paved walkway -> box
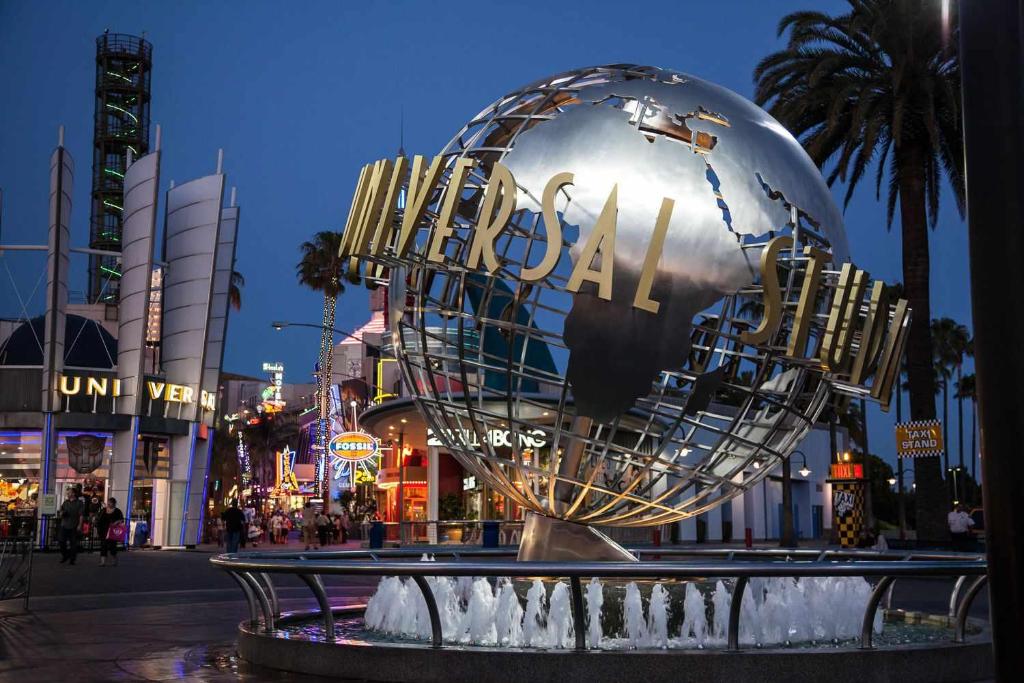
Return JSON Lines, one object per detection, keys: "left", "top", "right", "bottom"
{"left": 0, "top": 543, "right": 991, "bottom": 682}
{"left": 0, "top": 546, "right": 376, "bottom": 682}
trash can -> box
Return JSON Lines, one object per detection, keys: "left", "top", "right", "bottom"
{"left": 369, "top": 521, "right": 385, "bottom": 549}
{"left": 482, "top": 521, "right": 500, "bottom": 548}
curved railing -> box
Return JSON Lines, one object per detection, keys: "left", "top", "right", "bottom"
{"left": 211, "top": 547, "right": 987, "bottom": 652}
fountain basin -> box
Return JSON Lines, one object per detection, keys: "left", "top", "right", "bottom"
{"left": 238, "top": 606, "right": 992, "bottom": 683}
{"left": 212, "top": 547, "right": 991, "bottom": 683}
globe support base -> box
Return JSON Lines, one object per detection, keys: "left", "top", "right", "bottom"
{"left": 516, "top": 512, "right": 637, "bottom": 562}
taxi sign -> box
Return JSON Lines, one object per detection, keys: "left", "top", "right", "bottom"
{"left": 895, "top": 420, "right": 944, "bottom": 458}
{"left": 328, "top": 431, "right": 380, "bottom": 463}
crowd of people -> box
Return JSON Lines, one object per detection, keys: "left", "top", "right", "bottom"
{"left": 213, "top": 499, "right": 376, "bottom": 552}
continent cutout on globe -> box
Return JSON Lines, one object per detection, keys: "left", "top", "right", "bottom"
{"left": 501, "top": 83, "right": 750, "bottom": 421}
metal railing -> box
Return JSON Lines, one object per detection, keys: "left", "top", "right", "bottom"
{"left": 211, "top": 547, "right": 988, "bottom": 652}
{"left": 0, "top": 537, "right": 34, "bottom": 614}
{"left": 362, "top": 520, "right": 525, "bottom": 545}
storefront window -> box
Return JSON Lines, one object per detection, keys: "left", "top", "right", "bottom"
{"left": 132, "top": 436, "right": 170, "bottom": 532}
{"left": 0, "top": 430, "right": 40, "bottom": 537}
{"left": 55, "top": 431, "right": 112, "bottom": 507}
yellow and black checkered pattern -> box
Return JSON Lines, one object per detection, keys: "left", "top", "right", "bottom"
{"left": 833, "top": 482, "right": 865, "bottom": 548}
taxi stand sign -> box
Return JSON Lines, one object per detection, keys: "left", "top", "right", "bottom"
{"left": 895, "top": 419, "right": 944, "bottom": 458}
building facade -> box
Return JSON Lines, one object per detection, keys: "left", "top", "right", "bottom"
{"left": 0, "top": 116, "right": 239, "bottom": 548}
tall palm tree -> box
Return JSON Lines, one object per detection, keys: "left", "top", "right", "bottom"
{"left": 754, "top": 1, "right": 965, "bottom": 540}
{"left": 955, "top": 372, "right": 977, "bottom": 494}
{"left": 956, "top": 337, "right": 973, "bottom": 470}
{"left": 296, "top": 231, "right": 346, "bottom": 490}
{"left": 931, "top": 317, "right": 970, "bottom": 479}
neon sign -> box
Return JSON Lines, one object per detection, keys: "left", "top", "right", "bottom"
{"left": 329, "top": 432, "right": 381, "bottom": 462}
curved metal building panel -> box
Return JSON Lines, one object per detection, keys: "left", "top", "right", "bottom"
{"left": 161, "top": 173, "right": 224, "bottom": 423}
{"left": 117, "top": 151, "right": 161, "bottom": 414}
{"left": 42, "top": 144, "right": 73, "bottom": 412}
{"left": 201, "top": 204, "right": 240, "bottom": 428}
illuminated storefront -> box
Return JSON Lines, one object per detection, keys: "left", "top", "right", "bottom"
{"left": 358, "top": 398, "right": 548, "bottom": 536}
{"left": 1, "top": 132, "right": 240, "bottom": 548}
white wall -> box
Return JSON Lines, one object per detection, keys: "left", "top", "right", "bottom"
{"left": 676, "top": 423, "right": 847, "bottom": 542}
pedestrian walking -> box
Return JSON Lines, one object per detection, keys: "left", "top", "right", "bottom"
{"left": 271, "top": 514, "right": 282, "bottom": 544}
{"left": 302, "top": 502, "right": 318, "bottom": 550}
{"left": 57, "top": 488, "right": 85, "bottom": 565}
{"left": 947, "top": 504, "right": 975, "bottom": 551}
{"left": 221, "top": 500, "right": 246, "bottom": 553}
{"left": 341, "top": 509, "right": 351, "bottom": 543}
{"left": 248, "top": 520, "right": 262, "bottom": 547}
{"left": 316, "top": 510, "right": 331, "bottom": 548}
{"left": 95, "top": 497, "right": 125, "bottom": 566}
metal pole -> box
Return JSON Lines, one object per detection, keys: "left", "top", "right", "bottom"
{"left": 960, "top": 2, "right": 1024, "bottom": 677}
{"left": 397, "top": 429, "right": 405, "bottom": 545}
{"left": 861, "top": 397, "right": 874, "bottom": 530}
{"left": 896, "top": 380, "right": 906, "bottom": 540}
{"left": 780, "top": 456, "right": 794, "bottom": 547}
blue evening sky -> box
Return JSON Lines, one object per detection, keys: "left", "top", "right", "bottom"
{"left": 0, "top": 0, "right": 975, "bottom": 474}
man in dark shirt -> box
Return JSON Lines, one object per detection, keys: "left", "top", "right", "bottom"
{"left": 57, "top": 488, "right": 85, "bottom": 564}
{"left": 221, "top": 499, "right": 246, "bottom": 553}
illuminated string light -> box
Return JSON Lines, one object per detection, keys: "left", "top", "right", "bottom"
{"left": 105, "top": 102, "right": 139, "bottom": 123}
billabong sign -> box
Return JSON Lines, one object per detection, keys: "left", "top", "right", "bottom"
{"left": 427, "top": 427, "right": 547, "bottom": 449}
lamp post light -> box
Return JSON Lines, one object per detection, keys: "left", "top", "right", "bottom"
{"left": 793, "top": 451, "right": 811, "bottom": 478}
{"left": 780, "top": 449, "right": 809, "bottom": 548}
{"left": 947, "top": 465, "right": 965, "bottom": 506}
{"left": 887, "top": 469, "right": 914, "bottom": 541}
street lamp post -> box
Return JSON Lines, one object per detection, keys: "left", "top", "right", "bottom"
{"left": 780, "top": 450, "right": 811, "bottom": 548}
{"left": 887, "top": 469, "right": 913, "bottom": 541}
{"left": 947, "top": 466, "right": 964, "bottom": 506}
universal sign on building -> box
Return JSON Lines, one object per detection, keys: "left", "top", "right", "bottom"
{"left": 338, "top": 155, "right": 910, "bottom": 409}
{"left": 56, "top": 373, "right": 216, "bottom": 412}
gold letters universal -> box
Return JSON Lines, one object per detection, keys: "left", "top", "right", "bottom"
{"left": 338, "top": 155, "right": 910, "bottom": 407}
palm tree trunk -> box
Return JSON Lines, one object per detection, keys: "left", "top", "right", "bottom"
{"left": 316, "top": 293, "right": 337, "bottom": 498}
{"left": 957, "top": 366, "right": 964, "bottom": 470}
{"left": 942, "top": 378, "right": 949, "bottom": 470}
{"left": 970, "top": 398, "right": 977, "bottom": 487}
{"left": 896, "top": 145, "right": 945, "bottom": 541}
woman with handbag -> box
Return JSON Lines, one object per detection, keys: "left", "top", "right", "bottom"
{"left": 96, "top": 497, "right": 125, "bottom": 566}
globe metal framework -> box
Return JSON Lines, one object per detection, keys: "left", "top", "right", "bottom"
{"left": 369, "top": 65, "right": 886, "bottom": 528}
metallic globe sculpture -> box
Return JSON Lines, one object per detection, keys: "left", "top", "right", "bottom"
{"left": 340, "top": 65, "right": 908, "bottom": 557}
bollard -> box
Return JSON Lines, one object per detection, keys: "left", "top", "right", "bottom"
{"left": 745, "top": 527, "right": 753, "bottom": 549}
{"left": 369, "top": 521, "right": 385, "bottom": 549}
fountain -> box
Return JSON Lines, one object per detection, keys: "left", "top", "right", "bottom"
{"left": 214, "top": 64, "right": 991, "bottom": 682}
{"left": 360, "top": 571, "right": 882, "bottom": 650}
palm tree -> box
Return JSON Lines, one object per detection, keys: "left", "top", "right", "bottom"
{"left": 955, "top": 373, "right": 977, "bottom": 497}
{"left": 296, "top": 231, "right": 346, "bottom": 491}
{"left": 931, "top": 318, "right": 970, "bottom": 481}
{"left": 228, "top": 270, "right": 245, "bottom": 311}
{"left": 754, "top": 1, "right": 965, "bottom": 540}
